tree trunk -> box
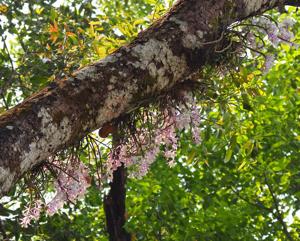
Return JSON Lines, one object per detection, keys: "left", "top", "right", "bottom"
{"left": 0, "top": 0, "right": 296, "bottom": 195}
{"left": 104, "top": 165, "right": 131, "bottom": 241}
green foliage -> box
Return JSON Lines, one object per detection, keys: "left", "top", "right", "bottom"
{"left": 124, "top": 38, "right": 300, "bottom": 240}
{"left": 0, "top": 1, "right": 299, "bottom": 241}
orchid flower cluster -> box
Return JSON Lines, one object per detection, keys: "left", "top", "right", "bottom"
{"left": 253, "top": 17, "right": 296, "bottom": 47}
{"left": 46, "top": 159, "right": 91, "bottom": 215}
{"left": 106, "top": 91, "right": 201, "bottom": 180}
{"left": 20, "top": 158, "right": 90, "bottom": 227}
{"left": 20, "top": 200, "right": 43, "bottom": 228}
{"left": 20, "top": 92, "right": 202, "bottom": 227}
{"left": 246, "top": 16, "right": 297, "bottom": 73}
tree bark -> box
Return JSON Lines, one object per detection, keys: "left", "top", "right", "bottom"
{"left": 0, "top": 0, "right": 294, "bottom": 195}
{"left": 104, "top": 165, "right": 131, "bottom": 241}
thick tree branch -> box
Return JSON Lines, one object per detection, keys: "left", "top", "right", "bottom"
{"left": 0, "top": 0, "right": 287, "bottom": 195}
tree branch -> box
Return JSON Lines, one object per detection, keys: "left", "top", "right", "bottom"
{"left": 0, "top": 0, "right": 288, "bottom": 195}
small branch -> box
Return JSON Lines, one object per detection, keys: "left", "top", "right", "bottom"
{"left": 231, "top": 23, "right": 268, "bottom": 33}
{"left": 264, "top": 173, "right": 295, "bottom": 241}
{"left": 0, "top": 27, "right": 25, "bottom": 98}
{"left": 285, "top": 1, "right": 300, "bottom": 7}
{"left": 0, "top": 92, "right": 9, "bottom": 110}
{"left": 244, "top": 45, "right": 266, "bottom": 57}
{"left": 231, "top": 187, "right": 272, "bottom": 212}
{"left": 1, "top": 35, "right": 14, "bottom": 73}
